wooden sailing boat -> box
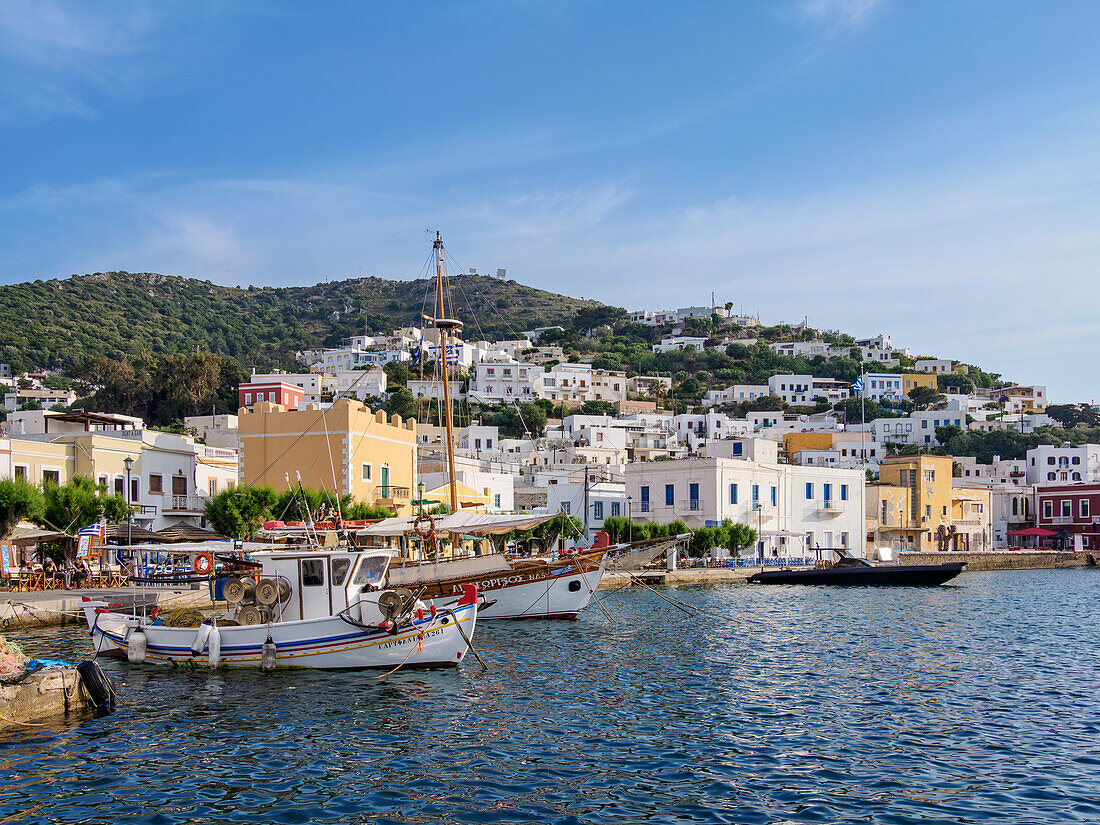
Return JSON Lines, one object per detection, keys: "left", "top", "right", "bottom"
{"left": 366, "top": 232, "right": 610, "bottom": 619}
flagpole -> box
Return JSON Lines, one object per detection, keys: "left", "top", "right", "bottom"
{"left": 860, "top": 361, "right": 866, "bottom": 558}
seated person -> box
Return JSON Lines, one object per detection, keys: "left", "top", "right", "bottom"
{"left": 71, "top": 558, "right": 91, "bottom": 589}
{"left": 42, "top": 555, "right": 60, "bottom": 585}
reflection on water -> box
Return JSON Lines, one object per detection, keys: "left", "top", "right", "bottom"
{"left": 3, "top": 570, "right": 1100, "bottom": 823}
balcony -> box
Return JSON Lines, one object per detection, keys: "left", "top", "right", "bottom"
{"left": 679, "top": 499, "right": 702, "bottom": 512}
{"left": 165, "top": 495, "right": 205, "bottom": 513}
{"left": 131, "top": 504, "right": 158, "bottom": 519}
{"left": 639, "top": 501, "right": 651, "bottom": 513}
{"left": 817, "top": 500, "right": 843, "bottom": 516}
{"left": 372, "top": 485, "right": 411, "bottom": 505}
{"left": 1049, "top": 516, "right": 1076, "bottom": 525}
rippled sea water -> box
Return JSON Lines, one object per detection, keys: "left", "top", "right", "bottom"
{"left": 3, "top": 569, "right": 1100, "bottom": 824}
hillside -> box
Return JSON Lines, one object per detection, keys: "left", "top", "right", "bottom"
{"left": 0, "top": 271, "right": 600, "bottom": 372}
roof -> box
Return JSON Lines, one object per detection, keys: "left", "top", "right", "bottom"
{"left": 1006, "top": 527, "right": 1058, "bottom": 537}
{"left": 358, "top": 511, "right": 557, "bottom": 537}
{"left": 4, "top": 525, "right": 69, "bottom": 545}
{"left": 157, "top": 522, "right": 229, "bottom": 541}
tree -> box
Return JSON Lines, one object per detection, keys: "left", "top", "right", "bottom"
{"left": 580, "top": 400, "right": 615, "bottom": 417}
{"left": 908, "top": 386, "right": 946, "bottom": 410}
{"left": 572, "top": 306, "right": 627, "bottom": 334}
{"left": 1047, "top": 404, "right": 1100, "bottom": 429}
{"left": 41, "top": 476, "right": 130, "bottom": 535}
{"left": 723, "top": 522, "right": 757, "bottom": 557}
{"left": 0, "top": 479, "right": 45, "bottom": 539}
{"left": 937, "top": 373, "right": 974, "bottom": 394}
{"left": 203, "top": 487, "right": 279, "bottom": 539}
{"left": 382, "top": 387, "right": 417, "bottom": 420}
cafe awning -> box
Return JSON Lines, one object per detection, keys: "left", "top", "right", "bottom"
{"left": 1006, "top": 527, "right": 1058, "bottom": 537}
{"left": 357, "top": 512, "right": 558, "bottom": 537}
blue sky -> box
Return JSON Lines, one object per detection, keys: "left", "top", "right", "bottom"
{"left": 1, "top": 1, "right": 1099, "bottom": 401}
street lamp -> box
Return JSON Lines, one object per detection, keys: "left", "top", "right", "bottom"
{"left": 627, "top": 496, "right": 632, "bottom": 543}
{"left": 123, "top": 456, "right": 134, "bottom": 547}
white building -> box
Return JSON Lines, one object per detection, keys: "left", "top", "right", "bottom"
{"left": 420, "top": 468, "right": 514, "bottom": 513}
{"left": 539, "top": 364, "right": 626, "bottom": 405}
{"left": 3, "top": 387, "right": 76, "bottom": 411}
{"left": 859, "top": 373, "right": 905, "bottom": 402}
{"left": 703, "top": 384, "right": 769, "bottom": 407}
{"left": 654, "top": 336, "right": 708, "bottom": 353}
{"left": 915, "top": 359, "right": 954, "bottom": 374}
{"left": 320, "top": 369, "right": 388, "bottom": 401}
{"left": 769, "top": 340, "right": 830, "bottom": 358}
{"left": 625, "top": 457, "right": 865, "bottom": 558}
{"left": 183, "top": 414, "right": 240, "bottom": 450}
{"left": 468, "top": 358, "right": 544, "bottom": 403}
{"left": 1026, "top": 444, "right": 1100, "bottom": 485}
{"left": 407, "top": 379, "right": 461, "bottom": 401}
{"left": 768, "top": 374, "right": 815, "bottom": 405}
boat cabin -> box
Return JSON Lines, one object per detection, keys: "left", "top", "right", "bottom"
{"left": 251, "top": 548, "right": 391, "bottom": 621}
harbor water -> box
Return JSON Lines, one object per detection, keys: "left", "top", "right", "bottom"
{"left": 3, "top": 569, "right": 1099, "bottom": 824}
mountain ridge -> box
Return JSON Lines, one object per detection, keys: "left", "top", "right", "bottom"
{"left": 0, "top": 270, "right": 603, "bottom": 372}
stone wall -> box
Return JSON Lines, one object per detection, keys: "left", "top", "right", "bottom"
{"left": 901, "top": 550, "right": 1093, "bottom": 571}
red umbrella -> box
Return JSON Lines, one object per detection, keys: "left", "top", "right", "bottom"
{"left": 1006, "top": 527, "right": 1058, "bottom": 536}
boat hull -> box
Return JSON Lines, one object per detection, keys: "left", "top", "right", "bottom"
{"left": 400, "top": 553, "right": 607, "bottom": 620}
{"left": 747, "top": 563, "right": 966, "bottom": 586}
{"left": 83, "top": 602, "right": 478, "bottom": 670}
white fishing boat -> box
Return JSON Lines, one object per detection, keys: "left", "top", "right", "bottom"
{"left": 82, "top": 546, "right": 480, "bottom": 670}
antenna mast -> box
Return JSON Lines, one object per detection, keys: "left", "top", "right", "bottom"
{"left": 434, "top": 232, "right": 460, "bottom": 513}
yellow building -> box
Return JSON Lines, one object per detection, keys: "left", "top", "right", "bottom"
{"left": 239, "top": 399, "right": 417, "bottom": 515}
{"left": 902, "top": 373, "right": 937, "bottom": 396}
{"left": 950, "top": 485, "right": 992, "bottom": 552}
{"left": 865, "top": 483, "right": 911, "bottom": 555}
{"left": 874, "top": 454, "right": 954, "bottom": 552}
{"left": 782, "top": 432, "right": 833, "bottom": 463}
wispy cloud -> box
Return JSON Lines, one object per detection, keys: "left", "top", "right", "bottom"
{"left": 793, "top": 0, "right": 884, "bottom": 30}
{"left": 0, "top": 0, "right": 198, "bottom": 122}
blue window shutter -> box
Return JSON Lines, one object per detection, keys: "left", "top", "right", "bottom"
{"left": 730, "top": 483, "right": 738, "bottom": 504}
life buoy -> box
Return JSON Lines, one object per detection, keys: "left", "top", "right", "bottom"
{"left": 413, "top": 512, "right": 436, "bottom": 540}
{"left": 193, "top": 552, "right": 214, "bottom": 575}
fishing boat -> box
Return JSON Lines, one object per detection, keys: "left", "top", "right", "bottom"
{"left": 349, "top": 512, "right": 609, "bottom": 619}
{"left": 747, "top": 548, "right": 966, "bottom": 586}
{"left": 82, "top": 545, "right": 480, "bottom": 669}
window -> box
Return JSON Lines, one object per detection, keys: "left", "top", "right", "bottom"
{"left": 640, "top": 486, "right": 650, "bottom": 511}
{"left": 563, "top": 502, "right": 571, "bottom": 515}
{"left": 494, "top": 494, "right": 501, "bottom": 509}
{"left": 823, "top": 483, "right": 832, "bottom": 501}
{"left": 301, "top": 559, "right": 325, "bottom": 587}
{"left": 131, "top": 478, "right": 140, "bottom": 502}
{"left": 771, "top": 486, "right": 777, "bottom": 506}
{"left": 331, "top": 557, "right": 351, "bottom": 587}
{"left": 486, "top": 439, "right": 493, "bottom": 449}
{"left": 593, "top": 501, "right": 603, "bottom": 519}
{"left": 1012, "top": 498, "right": 1019, "bottom": 516}
{"left": 1082, "top": 500, "right": 1090, "bottom": 519}
{"left": 98, "top": 474, "right": 108, "bottom": 488}
{"left": 925, "top": 505, "right": 931, "bottom": 520}
{"left": 1062, "top": 500, "right": 1072, "bottom": 517}
{"left": 172, "top": 476, "right": 187, "bottom": 495}
{"left": 149, "top": 474, "right": 163, "bottom": 494}
{"left": 689, "top": 484, "right": 699, "bottom": 508}
{"left": 665, "top": 484, "right": 674, "bottom": 506}
{"left": 1043, "top": 500, "right": 1053, "bottom": 519}
{"left": 733, "top": 442, "right": 743, "bottom": 456}
{"left": 14, "top": 466, "right": 26, "bottom": 481}
{"left": 114, "top": 477, "right": 124, "bottom": 495}
{"left": 841, "top": 532, "right": 849, "bottom": 548}
{"left": 1047, "top": 457, "right": 1056, "bottom": 465}
{"left": 1048, "top": 472, "right": 1056, "bottom": 481}
{"left": 208, "top": 479, "right": 218, "bottom": 497}
{"left": 841, "top": 484, "right": 849, "bottom": 501}
{"left": 729, "top": 483, "right": 738, "bottom": 504}
{"left": 752, "top": 484, "right": 760, "bottom": 504}
{"left": 43, "top": 470, "right": 60, "bottom": 485}
{"left": 245, "top": 393, "right": 252, "bottom": 405}
{"left": 806, "top": 483, "right": 813, "bottom": 499}
{"left": 1072, "top": 456, "right": 1081, "bottom": 465}
{"left": 611, "top": 502, "right": 620, "bottom": 517}
{"left": 1073, "top": 472, "right": 1081, "bottom": 481}
{"left": 361, "top": 463, "right": 372, "bottom": 482}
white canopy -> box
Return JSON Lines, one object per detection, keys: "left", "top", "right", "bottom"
{"left": 357, "top": 512, "right": 557, "bottom": 537}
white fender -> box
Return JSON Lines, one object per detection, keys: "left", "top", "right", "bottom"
{"left": 127, "top": 627, "right": 147, "bottom": 664}
{"left": 261, "top": 636, "right": 277, "bottom": 671}
{"left": 207, "top": 625, "right": 222, "bottom": 667}
{"left": 190, "top": 621, "right": 213, "bottom": 655}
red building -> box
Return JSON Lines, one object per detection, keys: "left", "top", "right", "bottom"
{"left": 238, "top": 381, "right": 305, "bottom": 411}
{"left": 1035, "top": 483, "right": 1100, "bottom": 550}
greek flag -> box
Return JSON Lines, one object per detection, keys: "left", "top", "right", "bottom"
{"left": 852, "top": 377, "right": 864, "bottom": 393}
{"left": 77, "top": 521, "right": 103, "bottom": 537}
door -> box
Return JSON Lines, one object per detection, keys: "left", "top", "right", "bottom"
{"left": 380, "top": 465, "right": 390, "bottom": 499}
{"left": 299, "top": 557, "right": 329, "bottom": 619}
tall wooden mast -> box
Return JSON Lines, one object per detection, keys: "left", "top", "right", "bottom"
{"left": 433, "top": 231, "right": 460, "bottom": 513}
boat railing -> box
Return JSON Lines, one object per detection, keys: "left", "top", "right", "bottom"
{"left": 723, "top": 556, "right": 814, "bottom": 568}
